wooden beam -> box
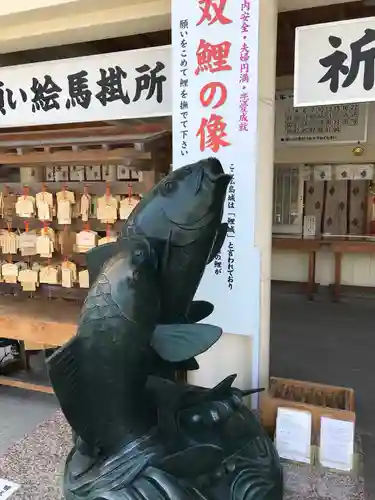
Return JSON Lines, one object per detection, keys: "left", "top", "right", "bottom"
{"left": 0, "top": 126, "right": 122, "bottom": 144}
{"left": 0, "top": 30, "right": 171, "bottom": 70}
{"left": 0, "top": 127, "right": 171, "bottom": 149}
{"left": 0, "top": 126, "right": 150, "bottom": 146}
{"left": 0, "top": 377, "right": 54, "bottom": 394}
{"left": 0, "top": 148, "right": 151, "bottom": 166}
{"left": 122, "top": 158, "right": 153, "bottom": 170}
{"left": 4, "top": 181, "right": 146, "bottom": 194}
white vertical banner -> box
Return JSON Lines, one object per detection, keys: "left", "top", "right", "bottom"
{"left": 172, "top": 0, "right": 261, "bottom": 385}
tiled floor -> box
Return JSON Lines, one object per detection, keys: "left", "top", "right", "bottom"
{"left": 0, "top": 288, "right": 373, "bottom": 498}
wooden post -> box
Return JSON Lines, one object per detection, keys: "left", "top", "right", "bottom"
{"left": 333, "top": 252, "right": 342, "bottom": 302}
{"left": 307, "top": 251, "right": 316, "bottom": 301}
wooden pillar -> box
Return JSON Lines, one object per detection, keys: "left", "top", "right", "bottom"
{"left": 333, "top": 252, "right": 342, "bottom": 302}
{"left": 307, "top": 250, "right": 316, "bottom": 301}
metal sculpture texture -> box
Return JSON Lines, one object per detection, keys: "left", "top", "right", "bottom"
{"left": 47, "top": 158, "right": 283, "bottom": 500}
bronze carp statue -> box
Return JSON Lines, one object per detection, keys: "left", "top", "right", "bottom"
{"left": 47, "top": 158, "right": 283, "bottom": 500}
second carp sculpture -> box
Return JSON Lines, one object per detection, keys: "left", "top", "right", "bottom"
{"left": 47, "top": 158, "right": 283, "bottom": 500}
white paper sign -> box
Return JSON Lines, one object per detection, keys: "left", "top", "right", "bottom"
{"left": 275, "top": 90, "right": 368, "bottom": 145}
{"left": 0, "top": 478, "right": 20, "bottom": 499}
{"left": 172, "top": 0, "right": 260, "bottom": 340}
{"left": 319, "top": 417, "right": 355, "bottom": 471}
{"left": 314, "top": 164, "right": 332, "bottom": 181}
{"left": 303, "top": 216, "right": 316, "bottom": 238}
{"left": 352, "top": 163, "right": 374, "bottom": 180}
{"left": 0, "top": 45, "right": 171, "bottom": 127}
{"left": 295, "top": 17, "right": 375, "bottom": 106}
{"left": 275, "top": 408, "right": 312, "bottom": 464}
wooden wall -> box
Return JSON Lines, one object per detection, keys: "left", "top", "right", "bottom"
{"left": 303, "top": 180, "right": 369, "bottom": 237}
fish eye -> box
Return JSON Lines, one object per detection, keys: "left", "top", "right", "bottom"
{"left": 160, "top": 180, "right": 177, "bottom": 196}
{"left": 164, "top": 181, "right": 174, "bottom": 191}
{"left": 184, "top": 166, "right": 192, "bottom": 173}
{"left": 131, "top": 248, "right": 145, "bottom": 268}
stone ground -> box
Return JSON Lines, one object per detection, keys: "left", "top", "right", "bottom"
{"left": 0, "top": 287, "right": 372, "bottom": 498}
{"left": 0, "top": 409, "right": 365, "bottom": 500}
{"left": 271, "top": 286, "right": 375, "bottom": 499}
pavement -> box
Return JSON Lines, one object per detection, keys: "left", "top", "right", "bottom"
{"left": 271, "top": 286, "right": 375, "bottom": 499}
{"left": 0, "top": 386, "right": 57, "bottom": 456}
{"left": 0, "top": 287, "right": 373, "bottom": 498}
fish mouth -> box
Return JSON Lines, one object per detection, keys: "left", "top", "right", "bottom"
{"left": 208, "top": 172, "right": 232, "bottom": 185}
{"left": 195, "top": 170, "right": 232, "bottom": 199}
{"left": 203, "top": 157, "right": 224, "bottom": 176}
{"left": 204, "top": 168, "right": 233, "bottom": 187}
{"left": 163, "top": 207, "right": 213, "bottom": 231}
{"left": 202, "top": 157, "right": 232, "bottom": 184}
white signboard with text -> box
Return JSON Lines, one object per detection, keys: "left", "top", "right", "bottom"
{"left": 275, "top": 90, "right": 368, "bottom": 145}
{"left": 319, "top": 417, "right": 355, "bottom": 472}
{"left": 0, "top": 479, "right": 20, "bottom": 499}
{"left": 172, "top": 0, "right": 261, "bottom": 355}
{"left": 275, "top": 408, "right": 312, "bottom": 464}
{"left": 294, "top": 17, "right": 375, "bottom": 106}
{"left": 0, "top": 45, "right": 171, "bottom": 127}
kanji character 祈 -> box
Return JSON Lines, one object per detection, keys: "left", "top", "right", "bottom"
{"left": 319, "top": 30, "right": 375, "bottom": 92}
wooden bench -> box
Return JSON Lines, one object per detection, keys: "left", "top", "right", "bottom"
{"left": 273, "top": 237, "right": 375, "bottom": 302}
{"left": 0, "top": 296, "right": 79, "bottom": 393}
{"left": 330, "top": 240, "right": 375, "bottom": 302}
{"left": 272, "top": 238, "right": 321, "bottom": 300}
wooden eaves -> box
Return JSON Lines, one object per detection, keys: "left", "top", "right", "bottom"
{"left": 0, "top": 119, "right": 172, "bottom": 170}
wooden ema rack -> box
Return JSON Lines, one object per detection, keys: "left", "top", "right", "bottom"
{"left": 0, "top": 121, "right": 172, "bottom": 394}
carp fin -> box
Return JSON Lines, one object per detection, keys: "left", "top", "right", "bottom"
{"left": 47, "top": 337, "right": 98, "bottom": 450}
{"left": 207, "top": 222, "right": 228, "bottom": 264}
{"left": 187, "top": 300, "right": 214, "bottom": 323}
{"left": 151, "top": 323, "right": 222, "bottom": 362}
{"left": 212, "top": 374, "right": 237, "bottom": 392}
{"left": 176, "top": 357, "right": 199, "bottom": 371}
{"left": 85, "top": 241, "right": 119, "bottom": 285}
{"left": 158, "top": 357, "right": 200, "bottom": 373}
{"left": 187, "top": 374, "right": 238, "bottom": 406}
{"left": 156, "top": 444, "right": 224, "bottom": 478}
